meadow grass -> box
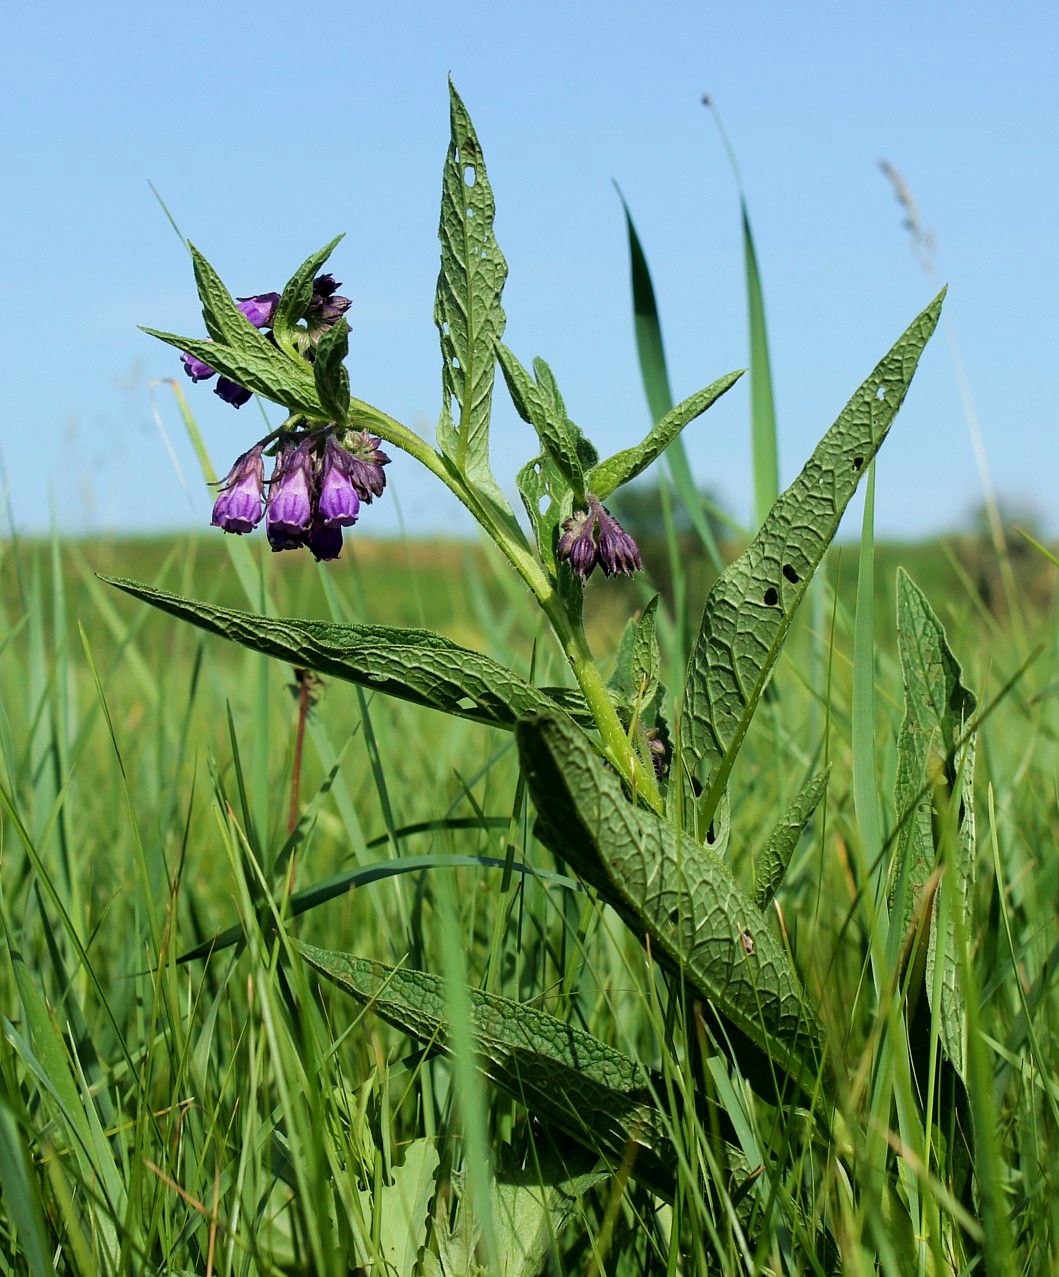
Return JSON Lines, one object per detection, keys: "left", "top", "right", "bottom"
{"left": 0, "top": 517, "right": 1055, "bottom": 1274}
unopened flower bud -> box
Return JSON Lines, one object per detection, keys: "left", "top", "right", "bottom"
{"left": 306, "top": 518, "right": 344, "bottom": 562}
{"left": 595, "top": 503, "right": 642, "bottom": 577}
{"left": 307, "top": 273, "right": 352, "bottom": 336}
{"left": 343, "top": 431, "right": 390, "bottom": 502}
{"left": 214, "top": 378, "right": 252, "bottom": 408}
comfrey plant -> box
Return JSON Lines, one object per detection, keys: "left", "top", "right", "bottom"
{"left": 112, "top": 84, "right": 965, "bottom": 1232}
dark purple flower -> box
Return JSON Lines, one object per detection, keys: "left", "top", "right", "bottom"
{"left": 181, "top": 350, "right": 216, "bottom": 382}
{"left": 306, "top": 518, "right": 344, "bottom": 562}
{"left": 211, "top": 445, "right": 265, "bottom": 534}
{"left": 342, "top": 430, "right": 390, "bottom": 503}
{"left": 266, "top": 439, "right": 314, "bottom": 541}
{"left": 316, "top": 437, "right": 361, "bottom": 527}
{"left": 266, "top": 524, "right": 305, "bottom": 553}
{"left": 557, "top": 509, "right": 598, "bottom": 578}
{"left": 646, "top": 729, "right": 668, "bottom": 778}
{"left": 307, "top": 273, "right": 352, "bottom": 336}
{"left": 214, "top": 378, "right": 252, "bottom": 408}
{"left": 595, "top": 502, "right": 642, "bottom": 577}
{"left": 236, "top": 292, "right": 281, "bottom": 329}
{"left": 556, "top": 496, "right": 641, "bottom": 580}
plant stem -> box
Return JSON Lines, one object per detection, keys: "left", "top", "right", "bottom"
{"left": 345, "top": 395, "right": 664, "bottom": 811}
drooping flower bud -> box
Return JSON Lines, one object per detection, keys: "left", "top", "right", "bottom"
{"left": 556, "top": 496, "right": 642, "bottom": 580}
{"left": 236, "top": 292, "right": 281, "bottom": 329}
{"left": 306, "top": 273, "right": 352, "bottom": 337}
{"left": 211, "top": 445, "right": 265, "bottom": 533}
{"left": 306, "top": 518, "right": 344, "bottom": 562}
{"left": 214, "top": 378, "right": 252, "bottom": 408}
{"left": 181, "top": 351, "right": 216, "bottom": 382}
{"left": 342, "top": 431, "right": 390, "bottom": 502}
{"left": 557, "top": 509, "right": 598, "bottom": 578}
{"left": 316, "top": 437, "right": 361, "bottom": 527}
{"left": 179, "top": 289, "right": 278, "bottom": 406}
{"left": 595, "top": 502, "right": 642, "bottom": 577}
{"left": 266, "top": 439, "right": 314, "bottom": 549}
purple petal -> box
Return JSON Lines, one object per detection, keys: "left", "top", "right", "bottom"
{"left": 266, "top": 440, "right": 314, "bottom": 534}
{"left": 236, "top": 292, "right": 281, "bottom": 329}
{"left": 181, "top": 351, "right": 216, "bottom": 382}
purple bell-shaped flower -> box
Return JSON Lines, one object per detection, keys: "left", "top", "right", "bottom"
{"left": 211, "top": 445, "right": 265, "bottom": 534}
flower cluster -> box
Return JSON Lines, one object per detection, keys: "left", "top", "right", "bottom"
{"left": 211, "top": 430, "right": 389, "bottom": 561}
{"left": 557, "top": 495, "right": 642, "bottom": 579}
{"left": 179, "top": 275, "right": 351, "bottom": 408}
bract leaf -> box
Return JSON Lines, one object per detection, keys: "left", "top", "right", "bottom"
{"left": 313, "top": 317, "right": 351, "bottom": 420}
{"left": 272, "top": 233, "right": 344, "bottom": 349}
{"left": 141, "top": 328, "right": 324, "bottom": 418}
{"left": 589, "top": 370, "right": 743, "bottom": 501}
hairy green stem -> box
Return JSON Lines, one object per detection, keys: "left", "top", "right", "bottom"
{"left": 345, "top": 395, "right": 663, "bottom": 811}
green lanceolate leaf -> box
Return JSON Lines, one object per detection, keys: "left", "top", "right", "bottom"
{"left": 313, "top": 317, "right": 351, "bottom": 420}
{"left": 679, "top": 291, "right": 945, "bottom": 834}
{"left": 608, "top": 595, "right": 660, "bottom": 710}
{"left": 296, "top": 943, "right": 677, "bottom": 1195}
{"left": 589, "top": 370, "right": 744, "bottom": 501}
{"left": 102, "top": 576, "right": 593, "bottom": 732}
{"left": 141, "top": 328, "right": 325, "bottom": 418}
{"left": 516, "top": 711, "right": 823, "bottom": 1095}
{"left": 498, "top": 345, "right": 586, "bottom": 496}
{"left": 272, "top": 233, "right": 344, "bottom": 351}
{"left": 892, "top": 569, "right": 977, "bottom": 1077}
{"left": 753, "top": 767, "right": 830, "bottom": 910}
{"left": 189, "top": 243, "right": 260, "bottom": 346}
{"left": 434, "top": 80, "right": 511, "bottom": 514}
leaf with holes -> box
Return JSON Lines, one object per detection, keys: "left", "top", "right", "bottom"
{"left": 102, "top": 576, "right": 594, "bottom": 731}
{"left": 678, "top": 291, "right": 944, "bottom": 835}
{"left": 589, "top": 370, "right": 743, "bottom": 501}
{"left": 296, "top": 943, "right": 677, "bottom": 1195}
{"left": 753, "top": 767, "right": 830, "bottom": 909}
{"left": 516, "top": 711, "right": 824, "bottom": 1095}
{"left": 891, "top": 569, "right": 977, "bottom": 1077}
{"left": 434, "top": 80, "right": 511, "bottom": 516}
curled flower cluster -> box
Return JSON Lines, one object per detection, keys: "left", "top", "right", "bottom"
{"left": 211, "top": 431, "right": 389, "bottom": 561}
{"left": 557, "top": 495, "right": 642, "bottom": 579}
{"left": 180, "top": 275, "right": 351, "bottom": 408}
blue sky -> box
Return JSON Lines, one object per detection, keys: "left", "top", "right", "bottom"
{"left": 3, "top": 1, "right": 1056, "bottom": 540}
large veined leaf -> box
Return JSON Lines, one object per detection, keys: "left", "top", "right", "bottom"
{"left": 296, "top": 943, "right": 677, "bottom": 1195}
{"left": 679, "top": 291, "right": 945, "bottom": 833}
{"left": 515, "top": 711, "right": 823, "bottom": 1094}
{"left": 102, "top": 576, "right": 592, "bottom": 731}
{"left": 434, "top": 80, "right": 511, "bottom": 516}
{"left": 891, "top": 569, "right": 977, "bottom": 1077}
